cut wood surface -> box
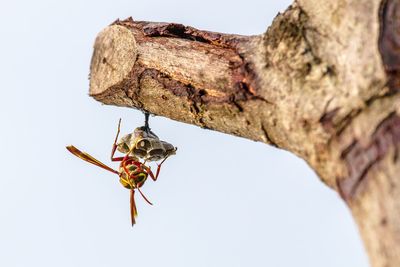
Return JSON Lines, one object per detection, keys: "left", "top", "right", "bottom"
{"left": 89, "top": 1, "right": 400, "bottom": 266}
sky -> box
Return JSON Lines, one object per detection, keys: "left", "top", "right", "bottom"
{"left": 0, "top": 0, "right": 369, "bottom": 267}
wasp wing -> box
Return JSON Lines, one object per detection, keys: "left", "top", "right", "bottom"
{"left": 66, "top": 145, "right": 118, "bottom": 174}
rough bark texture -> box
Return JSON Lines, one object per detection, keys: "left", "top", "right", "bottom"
{"left": 89, "top": 1, "right": 400, "bottom": 266}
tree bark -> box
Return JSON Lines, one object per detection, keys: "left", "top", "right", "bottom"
{"left": 88, "top": 0, "right": 400, "bottom": 266}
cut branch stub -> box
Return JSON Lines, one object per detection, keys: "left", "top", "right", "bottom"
{"left": 90, "top": 25, "right": 137, "bottom": 97}
{"left": 90, "top": 18, "right": 270, "bottom": 144}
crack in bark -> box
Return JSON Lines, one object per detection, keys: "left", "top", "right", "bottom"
{"left": 322, "top": 87, "right": 398, "bottom": 139}
{"left": 379, "top": 0, "right": 400, "bottom": 72}
{"left": 319, "top": 107, "right": 340, "bottom": 132}
{"left": 338, "top": 112, "right": 400, "bottom": 201}
{"left": 379, "top": 0, "right": 400, "bottom": 94}
{"left": 261, "top": 123, "right": 278, "bottom": 147}
{"left": 140, "top": 20, "right": 248, "bottom": 50}
{"left": 231, "top": 99, "right": 244, "bottom": 112}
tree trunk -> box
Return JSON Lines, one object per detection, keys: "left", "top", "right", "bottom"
{"left": 88, "top": 1, "right": 400, "bottom": 266}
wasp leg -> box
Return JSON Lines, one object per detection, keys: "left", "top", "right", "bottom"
{"left": 121, "top": 158, "right": 134, "bottom": 185}
{"left": 141, "top": 165, "right": 156, "bottom": 181}
{"left": 111, "top": 118, "right": 124, "bottom": 162}
{"left": 137, "top": 187, "right": 153, "bottom": 205}
{"left": 127, "top": 171, "right": 153, "bottom": 205}
{"left": 141, "top": 156, "right": 169, "bottom": 181}
{"left": 154, "top": 156, "right": 171, "bottom": 181}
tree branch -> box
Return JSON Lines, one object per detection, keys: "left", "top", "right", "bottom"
{"left": 89, "top": 1, "right": 400, "bottom": 266}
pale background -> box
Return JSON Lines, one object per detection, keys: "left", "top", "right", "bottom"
{"left": 0, "top": 0, "right": 369, "bottom": 266}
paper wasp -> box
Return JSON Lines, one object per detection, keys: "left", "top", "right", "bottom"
{"left": 66, "top": 118, "right": 176, "bottom": 225}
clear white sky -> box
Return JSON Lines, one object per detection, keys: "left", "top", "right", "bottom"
{"left": 0, "top": 0, "right": 369, "bottom": 266}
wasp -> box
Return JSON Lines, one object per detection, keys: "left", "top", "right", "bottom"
{"left": 66, "top": 119, "right": 176, "bottom": 225}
